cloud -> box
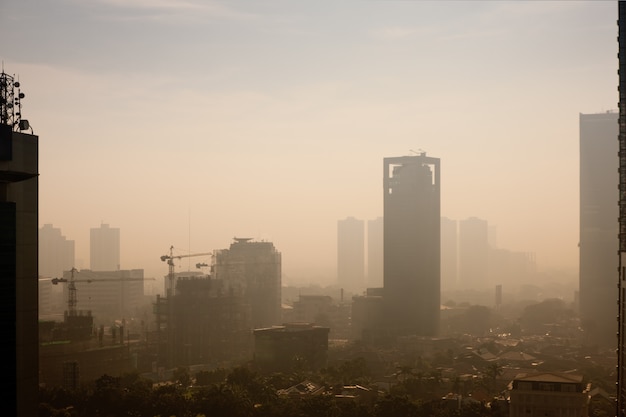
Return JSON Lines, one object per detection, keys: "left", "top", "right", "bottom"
{"left": 86, "top": 0, "right": 258, "bottom": 22}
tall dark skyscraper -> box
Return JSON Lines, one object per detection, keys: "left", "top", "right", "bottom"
{"left": 337, "top": 216, "right": 365, "bottom": 292}
{"left": 579, "top": 111, "right": 618, "bottom": 347}
{"left": 0, "top": 71, "right": 38, "bottom": 417}
{"left": 383, "top": 153, "right": 440, "bottom": 336}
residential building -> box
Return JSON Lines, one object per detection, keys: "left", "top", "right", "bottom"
{"left": 508, "top": 372, "right": 590, "bottom": 417}
{"left": 383, "top": 153, "right": 440, "bottom": 336}
{"left": 90, "top": 223, "right": 120, "bottom": 271}
{"left": 337, "top": 217, "right": 365, "bottom": 292}
{"left": 579, "top": 111, "right": 618, "bottom": 347}
{"left": 213, "top": 238, "right": 282, "bottom": 329}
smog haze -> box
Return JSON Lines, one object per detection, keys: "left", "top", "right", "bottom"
{"left": 0, "top": 1, "right": 616, "bottom": 286}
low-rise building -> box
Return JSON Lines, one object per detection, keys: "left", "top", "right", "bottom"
{"left": 253, "top": 323, "right": 330, "bottom": 373}
{"left": 508, "top": 372, "right": 590, "bottom": 417}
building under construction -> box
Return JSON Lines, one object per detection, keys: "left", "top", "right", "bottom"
{"left": 213, "top": 238, "right": 282, "bottom": 329}
{"left": 152, "top": 275, "right": 252, "bottom": 369}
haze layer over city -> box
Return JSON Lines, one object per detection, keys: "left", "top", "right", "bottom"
{"left": 0, "top": 1, "right": 616, "bottom": 286}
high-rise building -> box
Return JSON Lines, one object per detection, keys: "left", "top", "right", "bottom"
{"left": 39, "top": 223, "right": 75, "bottom": 278}
{"left": 367, "top": 217, "right": 384, "bottom": 288}
{"left": 337, "top": 216, "right": 365, "bottom": 293}
{"left": 579, "top": 111, "right": 618, "bottom": 348}
{"left": 440, "top": 216, "right": 458, "bottom": 291}
{"left": 383, "top": 153, "right": 440, "bottom": 336}
{"left": 0, "top": 71, "right": 38, "bottom": 417}
{"left": 90, "top": 223, "right": 120, "bottom": 271}
{"left": 458, "top": 216, "right": 489, "bottom": 291}
{"left": 213, "top": 238, "right": 282, "bottom": 329}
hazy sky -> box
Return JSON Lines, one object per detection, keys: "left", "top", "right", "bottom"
{"left": 0, "top": 1, "right": 618, "bottom": 286}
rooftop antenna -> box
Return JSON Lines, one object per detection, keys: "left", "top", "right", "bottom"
{"left": 0, "top": 69, "right": 31, "bottom": 133}
{"left": 409, "top": 148, "right": 426, "bottom": 156}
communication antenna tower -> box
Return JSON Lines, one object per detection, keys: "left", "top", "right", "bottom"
{"left": 0, "top": 71, "right": 31, "bottom": 132}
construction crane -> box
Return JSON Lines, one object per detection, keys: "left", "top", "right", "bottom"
{"left": 51, "top": 267, "right": 155, "bottom": 316}
{"left": 160, "top": 245, "right": 212, "bottom": 294}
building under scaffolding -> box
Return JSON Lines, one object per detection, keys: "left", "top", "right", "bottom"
{"left": 152, "top": 276, "right": 252, "bottom": 369}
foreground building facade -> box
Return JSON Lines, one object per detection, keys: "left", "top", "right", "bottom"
{"left": 0, "top": 71, "right": 38, "bottom": 417}
{"left": 579, "top": 111, "right": 618, "bottom": 347}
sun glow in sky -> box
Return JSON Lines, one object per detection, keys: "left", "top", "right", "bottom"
{"left": 0, "top": 1, "right": 618, "bottom": 286}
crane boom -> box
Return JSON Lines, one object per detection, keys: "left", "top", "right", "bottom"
{"left": 52, "top": 267, "right": 155, "bottom": 315}
{"left": 160, "top": 245, "right": 212, "bottom": 294}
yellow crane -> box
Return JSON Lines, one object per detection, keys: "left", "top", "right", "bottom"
{"left": 160, "top": 246, "right": 212, "bottom": 294}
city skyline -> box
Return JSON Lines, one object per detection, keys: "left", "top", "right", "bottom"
{"left": 0, "top": 1, "right": 617, "bottom": 285}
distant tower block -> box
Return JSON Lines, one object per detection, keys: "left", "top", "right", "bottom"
{"left": 337, "top": 217, "right": 365, "bottom": 293}
{"left": 383, "top": 152, "right": 440, "bottom": 336}
{"left": 495, "top": 285, "right": 502, "bottom": 310}
{"left": 90, "top": 223, "right": 120, "bottom": 271}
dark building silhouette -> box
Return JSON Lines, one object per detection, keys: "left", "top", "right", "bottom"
{"left": 579, "top": 111, "right": 618, "bottom": 347}
{"left": 383, "top": 153, "right": 440, "bottom": 336}
{"left": 0, "top": 71, "right": 38, "bottom": 417}
{"left": 617, "top": 3, "right": 626, "bottom": 412}
{"left": 253, "top": 323, "right": 330, "bottom": 373}
{"left": 337, "top": 216, "right": 365, "bottom": 292}
{"left": 214, "top": 238, "right": 282, "bottom": 329}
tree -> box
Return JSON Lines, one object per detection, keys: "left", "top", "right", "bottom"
{"left": 173, "top": 366, "right": 192, "bottom": 387}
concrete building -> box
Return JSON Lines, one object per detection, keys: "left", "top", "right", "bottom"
{"left": 253, "top": 323, "right": 330, "bottom": 373}
{"left": 579, "top": 111, "right": 618, "bottom": 347}
{"left": 214, "top": 238, "right": 282, "bottom": 329}
{"left": 39, "top": 223, "right": 75, "bottom": 279}
{"left": 351, "top": 288, "right": 384, "bottom": 341}
{"left": 337, "top": 216, "right": 365, "bottom": 292}
{"left": 0, "top": 71, "right": 39, "bottom": 417}
{"left": 383, "top": 153, "right": 440, "bottom": 336}
{"left": 90, "top": 223, "right": 120, "bottom": 271}
{"left": 440, "top": 216, "right": 458, "bottom": 291}
{"left": 508, "top": 372, "right": 590, "bottom": 417}
{"left": 60, "top": 268, "right": 148, "bottom": 323}
{"left": 367, "top": 217, "right": 384, "bottom": 288}
{"left": 458, "top": 216, "right": 489, "bottom": 290}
